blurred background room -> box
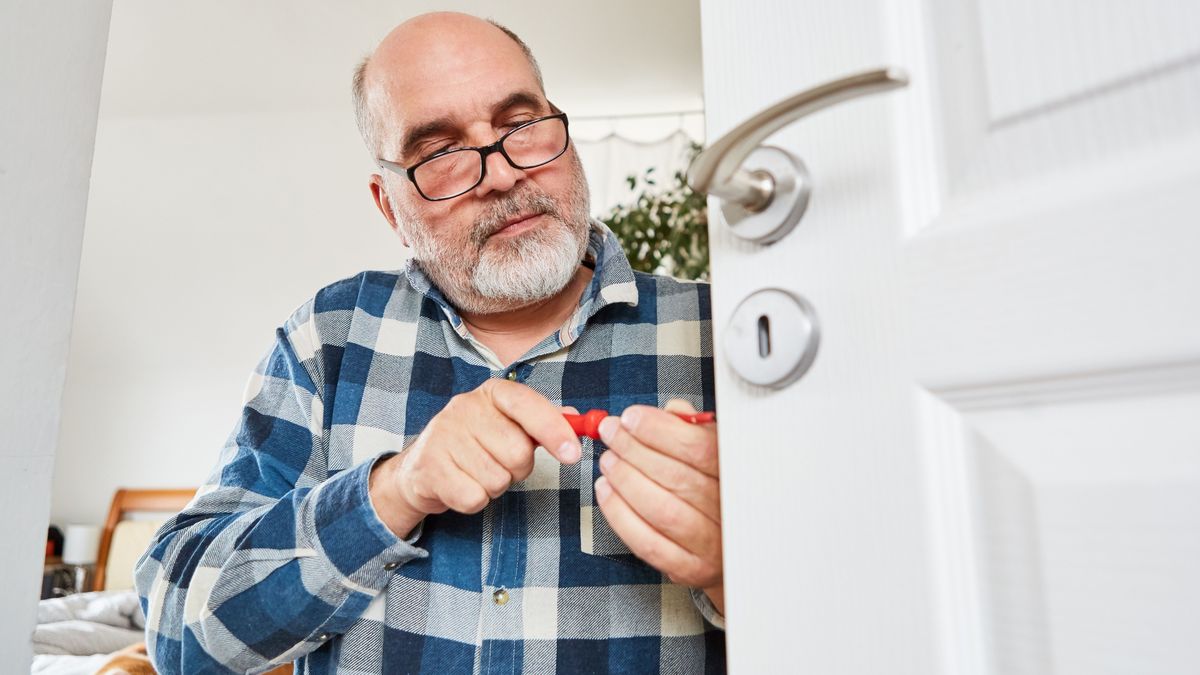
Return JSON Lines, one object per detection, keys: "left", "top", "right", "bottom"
{"left": 31, "top": 1, "right": 705, "bottom": 672}
{"left": 11, "top": 0, "right": 1198, "bottom": 673}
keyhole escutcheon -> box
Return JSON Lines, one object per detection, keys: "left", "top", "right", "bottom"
{"left": 724, "top": 289, "right": 820, "bottom": 389}
{"left": 757, "top": 315, "right": 772, "bottom": 358}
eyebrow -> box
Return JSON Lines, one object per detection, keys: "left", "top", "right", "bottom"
{"left": 398, "top": 90, "right": 549, "bottom": 162}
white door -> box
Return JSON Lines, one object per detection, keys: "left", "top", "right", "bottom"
{"left": 699, "top": 1, "right": 1200, "bottom": 673}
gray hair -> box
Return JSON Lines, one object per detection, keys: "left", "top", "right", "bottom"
{"left": 352, "top": 18, "right": 545, "bottom": 157}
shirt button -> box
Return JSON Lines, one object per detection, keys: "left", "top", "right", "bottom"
{"left": 316, "top": 633, "right": 331, "bottom": 642}
{"left": 493, "top": 588, "right": 509, "bottom": 605}
{"left": 505, "top": 370, "right": 518, "bottom": 381}
{"left": 383, "top": 561, "right": 400, "bottom": 571}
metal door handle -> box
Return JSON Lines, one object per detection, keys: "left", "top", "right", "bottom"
{"left": 689, "top": 67, "right": 908, "bottom": 243}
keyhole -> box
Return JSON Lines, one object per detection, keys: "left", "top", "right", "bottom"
{"left": 757, "top": 314, "right": 772, "bottom": 358}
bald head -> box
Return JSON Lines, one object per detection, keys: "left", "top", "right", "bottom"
{"left": 352, "top": 12, "right": 545, "bottom": 157}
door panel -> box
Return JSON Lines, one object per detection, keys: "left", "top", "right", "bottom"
{"left": 976, "top": 0, "right": 1200, "bottom": 123}
{"left": 701, "top": 0, "right": 1200, "bottom": 672}
{"left": 894, "top": 0, "right": 1200, "bottom": 201}
{"left": 927, "top": 388, "right": 1200, "bottom": 674}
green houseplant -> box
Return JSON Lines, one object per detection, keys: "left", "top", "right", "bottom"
{"left": 601, "top": 142, "right": 710, "bottom": 281}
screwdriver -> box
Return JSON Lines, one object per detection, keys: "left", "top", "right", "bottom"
{"left": 563, "top": 409, "right": 716, "bottom": 440}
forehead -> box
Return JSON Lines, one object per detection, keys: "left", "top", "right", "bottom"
{"left": 370, "top": 23, "right": 545, "bottom": 150}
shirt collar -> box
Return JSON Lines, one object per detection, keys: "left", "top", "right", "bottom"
{"left": 402, "top": 220, "right": 639, "bottom": 344}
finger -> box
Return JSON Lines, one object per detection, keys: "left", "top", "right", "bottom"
{"left": 561, "top": 405, "right": 580, "bottom": 415}
{"left": 617, "top": 405, "right": 718, "bottom": 476}
{"left": 485, "top": 379, "right": 582, "bottom": 464}
{"left": 663, "top": 398, "right": 698, "bottom": 415}
{"left": 593, "top": 477, "right": 720, "bottom": 589}
{"left": 403, "top": 438, "right": 488, "bottom": 515}
{"left": 437, "top": 452, "right": 493, "bottom": 514}
{"left": 397, "top": 429, "right": 462, "bottom": 515}
{"left": 448, "top": 440, "right": 513, "bottom": 499}
{"left": 601, "top": 425, "right": 720, "bottom": 522}
{"left": 599, "top": 450, "right": 721, "bottom": 560}
{"left": 420, "top": 399, "right": 533, "bottom": 484}
{"left": 469, "top": 404, "right": 539, "bottom": 482}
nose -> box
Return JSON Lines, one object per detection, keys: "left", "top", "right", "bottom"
{"left": 473, "top": 149, "right": 526, "bottom": 198}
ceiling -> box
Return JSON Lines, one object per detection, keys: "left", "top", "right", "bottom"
{"left": 99, "top": 0, "right": 704, "bottom": 120}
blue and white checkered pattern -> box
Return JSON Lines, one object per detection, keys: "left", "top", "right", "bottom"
{"left": 135, "top": 223, "right": 724, "bottom": 674}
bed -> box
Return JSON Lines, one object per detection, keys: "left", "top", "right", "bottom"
{"left": 31, "top": 489, "right": 293, "bottom": 675}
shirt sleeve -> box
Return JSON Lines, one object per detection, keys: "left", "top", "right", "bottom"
{"left": 134, "top": 317, "right": 426, "bottom": 674}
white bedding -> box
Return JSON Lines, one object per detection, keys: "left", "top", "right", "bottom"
{"left": 30, "top": 590, "right": 145, "bottom": 675}
{"left": 31, "top": 653, "right": 114, "bottom": 675}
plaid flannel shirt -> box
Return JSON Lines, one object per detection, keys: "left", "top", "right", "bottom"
{"left": 135, "top": 223, "right": 725, "bottom": 674}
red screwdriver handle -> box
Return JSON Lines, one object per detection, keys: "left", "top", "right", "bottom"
{"left": 673, "top": 411, "right": 716, "bottom": 425}
{"left": 563, "top": 409, "right": 716, "bottom": 440}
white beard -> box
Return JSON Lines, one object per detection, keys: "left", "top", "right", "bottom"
{"left": 470, "top": 215, "right": 587, "bottom": 306}
{"left": 391, "top": 154, "right": 592, "bottom": 315}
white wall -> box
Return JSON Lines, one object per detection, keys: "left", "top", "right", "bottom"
{"left": 0, "top": 1, "right": 112, "bottom": 670}
{"left": 51, "top": 109, "right": 407, "bottom": 527}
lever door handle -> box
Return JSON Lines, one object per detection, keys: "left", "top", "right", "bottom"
{"left": 688, "top": 67, "right": 908, "bottom": 243}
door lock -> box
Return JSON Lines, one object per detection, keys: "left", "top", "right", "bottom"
{"left": 688, "top": 67, "right": 908, "bottom": 243}
{"left": 724, "top": 289, "right": 819, "bottom": 388}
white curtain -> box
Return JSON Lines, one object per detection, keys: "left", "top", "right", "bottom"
{"left": 570, "top": 112, "right": 705, "bottom": 218}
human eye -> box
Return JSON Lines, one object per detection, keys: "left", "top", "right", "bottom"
{"left": 500, "top": 114, "right": 541, "bottom": 131}
{"left": 417, "top": 141, "right": 461, "bottom": 162}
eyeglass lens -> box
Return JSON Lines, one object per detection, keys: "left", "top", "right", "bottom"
{"left": 413, "top": 117, "right": 566, "bottom": 199}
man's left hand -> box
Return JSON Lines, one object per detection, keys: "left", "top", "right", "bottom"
{"left": 595, "top": 399, "right": 724, "bottom": 616}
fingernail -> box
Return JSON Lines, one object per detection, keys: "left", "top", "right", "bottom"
{"left": 594, "top": 477, "right": 612, "bottom": 504}
{"left": 557, "top": 440, "right": 581, "bottom": 464}
{"left": 599, "top": 450, "right": 615, "bottom": 473}
{"left": 620, "top": 406, "right": 642, "bottom": 431}
{"left": 598, "top": 416, "right": 620, "bottom": 444}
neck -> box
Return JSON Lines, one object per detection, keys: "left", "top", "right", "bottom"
{"left": 459, "top": 265, "right": 593, "bottom": 367}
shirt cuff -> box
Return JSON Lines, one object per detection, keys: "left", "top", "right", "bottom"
{"left": 689, "top": 587, "right": 726, "bottom": 630}
{"left": 308, "top": 452, "right": 427, "bottom": 592}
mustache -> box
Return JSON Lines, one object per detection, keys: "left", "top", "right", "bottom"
{"left": 470, "top": 188, "right": 560, "bottom": 246}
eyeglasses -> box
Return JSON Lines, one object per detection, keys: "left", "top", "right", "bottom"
{"left": 377, "top": 113, "right": 570, "bottom": 201}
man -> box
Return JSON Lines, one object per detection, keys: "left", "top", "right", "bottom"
{"left": 136, "top": 12, "right": 725, "bottom": 674}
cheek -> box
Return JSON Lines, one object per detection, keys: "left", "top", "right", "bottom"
{"left": 417, "top": 203, "right": 479, "bottom": 248}
{"left": 531, "top": 164, "right": 582, "bottom": 204}
{"left": 395, "top": 191, "right": 443, "bottom": 230}
{"left": 386, "top": 183, "right": 419, "bottom": 221}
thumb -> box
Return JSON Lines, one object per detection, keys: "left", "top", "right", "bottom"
{"left": 664, "top": 398, "right": 698, "bottom": 414}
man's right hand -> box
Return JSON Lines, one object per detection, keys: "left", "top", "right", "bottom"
{"left": 367, "top": 378, "right": 582, "bottom": 538}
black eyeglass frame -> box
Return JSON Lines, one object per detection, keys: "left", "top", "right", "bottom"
{"left": 376, "top": 112, "right": 571, "bottom": 202}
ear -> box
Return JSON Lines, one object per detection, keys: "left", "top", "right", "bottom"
{"left": 369, "top": 174, "right": 410, "bottom": 247}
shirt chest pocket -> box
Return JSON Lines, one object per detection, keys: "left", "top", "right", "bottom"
{"left": 579, "top": 437, "right": 637, "bottom": 560}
